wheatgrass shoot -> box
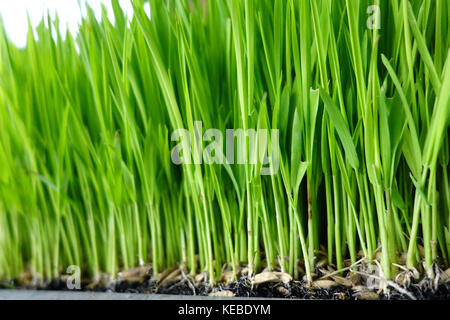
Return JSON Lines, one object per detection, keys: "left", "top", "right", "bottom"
{"left": 0, "top": 0, "right": 448, "bottom": 287}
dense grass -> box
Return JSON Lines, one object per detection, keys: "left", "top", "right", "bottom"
{"left": 0, "top": 0, "right": 448, "bottom": 285}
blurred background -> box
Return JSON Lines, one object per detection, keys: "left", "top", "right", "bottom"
{"left": 0, "top": 0, "right": 136, "bottom": 47}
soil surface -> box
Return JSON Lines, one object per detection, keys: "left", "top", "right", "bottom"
{"left": 2, "top": 264, "right": 449, "bottom": 300}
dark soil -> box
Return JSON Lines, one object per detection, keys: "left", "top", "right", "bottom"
{"left": 2, "top": 259, "right": 449, "bottom": 300}
{"left": 1, "top": 273, "right": 449, "bottom": 300}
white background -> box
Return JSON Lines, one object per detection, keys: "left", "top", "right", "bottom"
{"left": 0, "top": 0, "right": 135, "bottom": 47}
